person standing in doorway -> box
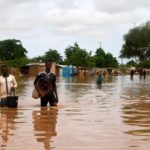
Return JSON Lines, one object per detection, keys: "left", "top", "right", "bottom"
{"left": 33, "top": 60, "right": 59, "bottom": 107}
{"left": 0, "top": 65, "right": 17, "bottom": 107}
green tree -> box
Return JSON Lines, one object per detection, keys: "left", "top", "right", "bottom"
{"left": 6, "top": 57, "right": 30, "bottom": 68}
{"left": 44, "top": 49, "right": 63, "bottom": 63}
{"left": 94, "top": 47, "right": 118, "bottom": 68}
{"left": 0, "top": 39, "right": 27, "bottom": 60}
{"left": 31, "top": 56, "right": 45, "bottom": 63}
{"left": 120, "top": 21, "right": 150, "bottom": 62}
{"left": 105, "top": 53, "right": 118, "bottom": 68}
{"left": 64, "top": 42, "right": 89, "bottom": 67}
{"left": 31, "top": 49, "right": 63, "bottom": 63}
{"left": 86, "top": 55, "right": 96, "bottom": 69}
{"left": 95, "top": 47, "right": 106, "bottom": 67}
{"left": 126, "top": 60, "right": 137, "bottom": 67}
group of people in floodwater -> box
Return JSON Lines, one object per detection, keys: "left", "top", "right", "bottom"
{"left": 96, "top": 68, "right": 147, "bottom": 87}
{"left": 0, "top": 60, "right": 59, "bottom": 107}
{"left": 96, "top": 69, "right": 120, "bottom": 86}
{"left": 130, "top": 69, "right": 146, "bottom": 80}
{"left": 0, "top": 60, "right": 148, "bottom": 107}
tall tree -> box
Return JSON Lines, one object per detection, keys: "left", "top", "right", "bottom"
{"left": 95, "top": 47, "right": 118, "bottom": 68}
{"left": 0, "top": 39, "right": 27, "bottom": 60}
{"left": 105, "top": 53, "right": 118, "bottom": 68}
{"left": 44, "top": 49, "right": 63, "bottom": 63}
{"left": 95, "top": 47, "right": 106, "bottom": 67}
{"left": 64, "top": 42, "right": 89, "bottom": 67}
{"left": 120, "top": 21, "right": 150, "bottom": 62}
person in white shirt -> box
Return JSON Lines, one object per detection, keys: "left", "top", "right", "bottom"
{"left": 0, "top": 65, "right": 17, "bottom": 106}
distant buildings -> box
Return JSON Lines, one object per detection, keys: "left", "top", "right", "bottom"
{"left": 20, "top": 63, "right": 96, "bottom": 77}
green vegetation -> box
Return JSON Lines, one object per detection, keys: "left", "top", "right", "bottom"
{"left": 120, "top": 21, "right": 150, "bottom": 67}
{"left": 95, "top": 47, "right": 118, "bottom": 68}
{"left": 0, "top": 39, "right": 27, "bottom": 60}
{"left": 0, "top": 39, "right": 29, "bottom": 68}
{"left": 6, "top": 57, "right": 30, "bottom": 68}
{"left": 64, "top": 42, "right": 94, "bottom": 68}
{"left": 2, "top": 21, "right": 150, "bottom": 69}
{"left": 63, "top": 42, "right": 118, "bottom": 68}
{"left": 31, "top": 49, "right": 63, "bottom": 64}
{"left": 0, "top": 39, "right": 118, "bottom": 68}
{"left": 126, "top": 60, "right": 137, "bottom": 67}
{"left": 30, "top": 42, "right": 118, "bottom": 68}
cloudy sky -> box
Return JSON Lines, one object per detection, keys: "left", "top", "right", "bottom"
{"left": 0, "top": 0, "right": 150, "bottom": 60}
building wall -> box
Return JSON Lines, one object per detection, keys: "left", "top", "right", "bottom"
{"left": 28, "top": 63, "right": 57, "bottom": 77}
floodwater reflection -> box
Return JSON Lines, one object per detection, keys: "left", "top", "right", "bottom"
{"left": 0, "top": 75, "right": 150, "bottom": 150}
{"left": 0, "top": 108, "right": 18, "bottom": 149}
{"left": 32, "top": 107, "right": 58, "bottom": 150}
{"left": 122, "top": 101, "right": 150, "bottom": 133}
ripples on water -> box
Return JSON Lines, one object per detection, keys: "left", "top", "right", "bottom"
{"left": 0, "top": 75, "right": 150, "bottom": 150}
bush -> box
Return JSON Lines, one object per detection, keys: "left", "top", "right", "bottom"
{"left": 6, "top": 57, "right": 30, "bottom": 68}
{"left": 119, "top": 64, "right": 127, "bottom": 74}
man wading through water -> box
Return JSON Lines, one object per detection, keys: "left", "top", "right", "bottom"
{"left": 0, "top": 65, "right": 17, "bottom": 107}
{"left": 33, "top": 60, "right": 58, "bottom": 107}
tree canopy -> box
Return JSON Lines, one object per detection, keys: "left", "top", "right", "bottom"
{"left": 120, "top": 21, "right": 150, "bottom": 62}
{"left": 44, "top": 49, "right": 63, "bottom": 63}
{"left": 0, "top": 39, "right": 119, "bottom": 68}
{"left": 64, "top": 43, "right": 118, "bottom": 68}
{"left": 0, "top": 39, "right": 27, "bottom": 60}
{"left": 95, "top": 47, "right": 118, "bottom": 68}
{"left": 64, "top": 42, "right": 91, "bottom": 67}
{"left": 95, "top": 48, "right": 106, "bottom": 67}
{"left": 31, "top": 49, "right": 63, "bottom": 64}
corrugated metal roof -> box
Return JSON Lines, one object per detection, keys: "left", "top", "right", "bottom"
{"left": 25, "top": 63, "right": 45, "bottom": 66}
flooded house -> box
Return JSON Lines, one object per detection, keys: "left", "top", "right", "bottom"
{"left": 20, "top": 63, "right": 62, "bottom": 77}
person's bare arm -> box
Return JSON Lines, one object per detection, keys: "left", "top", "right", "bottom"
{"left": 12, "top": 75, "right": 17, "bottom": 88}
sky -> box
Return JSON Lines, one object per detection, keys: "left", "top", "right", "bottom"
{"left": 0, "top": 0, "right": 150, "bottom": 60}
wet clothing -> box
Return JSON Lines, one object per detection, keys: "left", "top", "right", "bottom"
{"left": 0, "top": 74, "right": 17, "bottom": 98}
{"left": 0, "top": 74, "right": 17, "bottom": 107}
{"left": 34, "top": 72, "right": 58, "bottom": 107}
{"left": 97, "top": 75, "right": 103, "bottom": 84}
{"left": 0, "top": 98, "right": 7, "bottom": 107}
{"left": 40, "top": 91, "right": 57, "bottom": 107}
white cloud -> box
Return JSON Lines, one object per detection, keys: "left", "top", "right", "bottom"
{"left": 94, "top": 0, "right": 150, "bottom": 13}
{"left": 0, "top": 0, "right": 150, "bottom": 59}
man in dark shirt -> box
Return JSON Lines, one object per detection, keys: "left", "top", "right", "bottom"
{"left": 34, "top": 60, "right": 58, "bottom": 107}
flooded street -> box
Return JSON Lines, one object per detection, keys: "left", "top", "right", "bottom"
{"left": 0, "top": 75, "right": 150, "bottom": 150}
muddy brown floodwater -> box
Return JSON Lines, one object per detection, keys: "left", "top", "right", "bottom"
{"left": 0, "top": 75, "right": 150, "bottom": 150}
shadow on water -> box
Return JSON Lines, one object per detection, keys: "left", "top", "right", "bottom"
{"left": 0, "top": 108, "right": 18, "bottom": 149}
{"left": 32, "top": 107, "right": 58, "bottom": 150}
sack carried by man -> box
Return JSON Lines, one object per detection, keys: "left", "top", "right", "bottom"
{"left": 32, "top": 77, "right": 52, "bottom": 99}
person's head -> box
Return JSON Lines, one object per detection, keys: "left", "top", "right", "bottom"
{"left": 45, "top": 60, "right": 53, "bottom": 72}
{"left": 1, "top": 65, "right": 9, "bottom": 77}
